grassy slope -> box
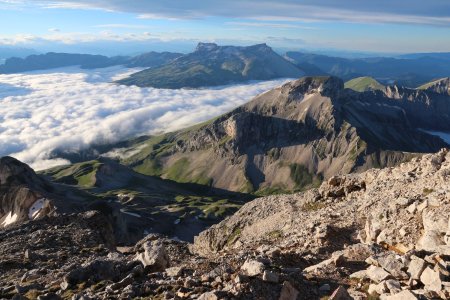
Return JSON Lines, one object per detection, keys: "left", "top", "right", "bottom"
{"left": 345, "top": 76, "right": 385, "bottom": 92}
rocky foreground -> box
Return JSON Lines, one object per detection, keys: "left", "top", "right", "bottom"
{"left": 1, "top": 149, "right": 450, "bottom": 299}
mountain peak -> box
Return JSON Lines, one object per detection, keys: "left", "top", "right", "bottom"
{"left": 285, "top": 76, "right": 344, "bottom": 97}
{"left": 195, "top": 42, "right": 219, "bottom": 52}
{"left": 418, "top": 77, "right": 450, "bottom": 94}
{"left": 0, "top": 156, "right": 39, "bottom": 186}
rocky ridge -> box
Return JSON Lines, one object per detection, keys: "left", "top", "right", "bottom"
{"left": 120, "top": 76, "right": 449, "bottom": 194}
{"left": 1, "top": 149, "right": 449, "bottom": 299}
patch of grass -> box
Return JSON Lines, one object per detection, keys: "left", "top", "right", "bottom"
{"left": 267, "top": 230, "right": 283, "bottom": 239}
{"left": 345, "top": 76, "right": 385, "bottom": 92}
{"left": 166, "top": 158, "right": 190, "bottom": 181}
{"left": 290, "top": 163, "right": 313, "bottom": 187}
{"left": 423, "top": 188, "right": 434, "bottom": 196}
{"left": 25, "top": 289, "right": 42, "bottom": 299}
{"left": 302, "top": 201, "right": 327, "bottom": 211}
{"left": 227, "top": 228, "right": 241, "bottom": 246}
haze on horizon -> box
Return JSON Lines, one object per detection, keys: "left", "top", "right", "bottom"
{"left": 0, "top": 0, "right": 449, "bottom": 56}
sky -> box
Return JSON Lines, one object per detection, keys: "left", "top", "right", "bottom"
{"left": 0, "top": 0, "right": 449, "bottom": 55}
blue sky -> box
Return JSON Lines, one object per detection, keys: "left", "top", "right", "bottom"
{"left": 0, "top": 0, "right": 449, "bottom": 55}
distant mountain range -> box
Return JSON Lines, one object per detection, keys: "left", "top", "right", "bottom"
{"left": 1, "top": 43, "right": 450, "bottom": 89}
{"left": 285, "top": 51, "right": 450, "bottom": 87}
{"left": 0, "top": 51, "right": 183, "bottom": 74}
{"left": 117, "top": 43, "right": 305, "bottom": 88}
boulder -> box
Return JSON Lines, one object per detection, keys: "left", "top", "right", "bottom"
{"left": 135, "top": 240, "right": 169, "bottom": 271}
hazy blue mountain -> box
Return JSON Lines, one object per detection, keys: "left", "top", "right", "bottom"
{"left": 0, "top": 51, "right": 182, "bottom": 74}
{"left": 117, "top": 43, "right": 305, "bottom": 89}
{"left": 286, "top": 51, "right": 450, "bottom": 87}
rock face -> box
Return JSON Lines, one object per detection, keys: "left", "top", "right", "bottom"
{"left": 123, "top": 76, "right": 449, "bottom": 194}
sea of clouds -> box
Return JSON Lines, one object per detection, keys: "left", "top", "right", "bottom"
{"left": 0, "top": 66, "right": 289, "bottom": 170}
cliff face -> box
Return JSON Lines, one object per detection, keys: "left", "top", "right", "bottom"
{"left": 0, "top": 156, "right": 55, "bottom": 228}
{"left": 123, "top": 76, "right": 448, "bottom": 194}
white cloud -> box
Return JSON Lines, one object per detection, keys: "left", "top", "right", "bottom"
{"left": 0, "top": 31, "right": 159, "bottom": 46}
{"left": 0, "top": 66, "right": 290, "bottom": 170}
{"left": 94, "top": 24, "right": 150, "bottom": 29}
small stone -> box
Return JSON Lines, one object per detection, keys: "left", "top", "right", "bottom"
{"left": 417, "top": 200, "right": 428, "bottom": 212}
{"left": 365, "top": 256, "right": 379, "bottom": 266}
{"left": 262, "top": 270, "right": 279, "bottom": 283}
{"left": 24, "top": 249, "right": 35, "bottom": 261}
{"left": 279, "top": 281, "right": 299, "bottom": 300}
{"left": 166, "top": 266, "right": 183, "bottom": 277}
{"left": 395, "top": 197, "right": 412, "bottom": 207}
{"left": 329, "top": 286, "right": 352, "bottom": 300}
{"left": 420, "top": 266, "right": 442, "bottom": 292}
{"left": 240, "top": 259, "right": 265, "bottom": 276}
{"left": 349, "top": 270, "right": 367, "bottom": 280}
{"left": 366, "top": 266, "right": 391, "bottom": 283}
{"left": 368, "top": 282, "right": 387, "bottom": 295}
{"left": 407, "top": 256, "right": 426, "bottom": 280}
{"left": 197, "top": 291, "right": 218, "bottom": 300}
{"left": 417, "top": 230, "right": 444, "bottom": 252}
{"left": 399, "top": 227, "right": 407, "bottom": 237}
{"left": 406, "top": 202, "right": 417, "bottom": 214}
{"left": 378, "top": 254, "right": 408, "bottom": 280}
{"left": 385, "top": 279, "right": 401, "bottom": 294}
{"left": 234, "top": 274, "right": 247, "bottom": 283}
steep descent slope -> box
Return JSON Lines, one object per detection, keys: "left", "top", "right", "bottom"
{"left": 120, "top": 76, "right": 448, "bottom": 194}
{"left": 117, "top": 43, "right": 304, "bottom": 88}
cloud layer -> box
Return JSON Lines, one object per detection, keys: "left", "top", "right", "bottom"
{"left": 0, "top": 66, "right": 289, "bottom": 170}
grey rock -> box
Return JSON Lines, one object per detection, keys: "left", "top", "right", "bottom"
{"left": 240, "top": 259, "right": 265, "bottom": 276}
{"left": 407, "top": 256, "right": 426, "bottom": 280}
{"left": 377, "top": 254, "right": 408, "bottom": 279}
{"left": 366, "top": 265, "right": 391, "bottom": 283}
{"left": 329, "top": 286, "right": 352, "bottom": 300}
{"left": 420, "top": 266, "right": 442, "bottom": 292}
{"left": 262, "top": 270, "right": 279, "bottom": 283}
{"left": 384, "top": 279, "right": 401, "bottom": 294}
{"left": 136, "top": 240, "right": 169, "bottom": 271}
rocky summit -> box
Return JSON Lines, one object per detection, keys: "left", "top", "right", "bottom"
{"left": 1, "top": 145, "right": 449, "bottom": 299}
{"left": 114, "top": 76, "right": 449, "bottom": 195}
